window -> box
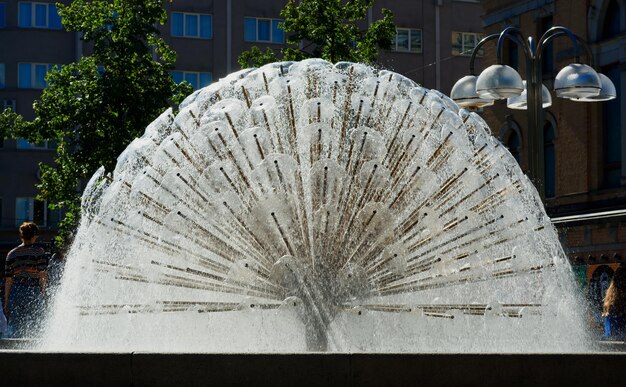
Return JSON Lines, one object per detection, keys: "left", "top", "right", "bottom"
{"left": 544, "top": 119, "right": 556, "bottom": 198}
{"left": 540, "top": 16, "right": 554, "bottom": 76}
{"left": 602, "top": 0, "right": 621, "bottom": 40}
{"left": 603, "top": 64, "right": 621, "bottom": 188}
{"left": 3, "top": 98, "right": 16, "bottom": 111}
{"left": 171, "top": 12, "right": 212, "bottom": 39}
{"left": 506, "top": 131, "right": 521, "bottom": 164}
{"left": 506, "top": 40, "right": 518, "bottom": 70}
{"left": 393, "top": 28, "right": 422, "bottom": 53}
{"left": 244, "top": 17, "right": 284, "bottom": 43}
{"left": 452, "top": 32, "right": 483, "bottom": 56}
{"left": 0, "top": 63, "right": 4, "bottom": 89}
{"left": 0, "top": 3, "right": 6, "bottom": 28}
{"left": 18, "top": 2, "right": 63, "bottom": 29}
{"left": 18, "top": 63, "right": 56, "bottom": 89}
{"left": 16, "top": 139, "right": 57, "bottom": 150}
{"left": 15, "top": 197, "right": 60, "bottom": 227}
{"left": 500, "top": 118, "right": 522, "bottom": 165}
{"left": 172, "top": 71, "right": 212, "bottom": 91}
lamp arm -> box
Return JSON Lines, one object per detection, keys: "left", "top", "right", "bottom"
{"left": 575, "top": 34, "right": 596, "bottom": 67}
{"left": 469, "top": 33, "right": 499, "bottom": 75}
{"left": 536, "top": 26, "right": 591, "bottom": 64}
{"left": 468, "top": 28, "right": 530, "bottom": 74}
{"left": 495, "top": 26, "right": 533, "bottom": 64}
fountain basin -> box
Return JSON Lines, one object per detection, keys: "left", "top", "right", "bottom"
{"left": 1, "top": 351, "right": 625, "bottom": 386}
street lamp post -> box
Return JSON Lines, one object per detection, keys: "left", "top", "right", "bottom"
{"left": 451, "top": 26, "right": 616, "bottom": 201}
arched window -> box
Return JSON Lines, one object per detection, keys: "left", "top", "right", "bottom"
{"left": 589, "top": 0, "right": 624, "bottom": 42}
{"left": 603, "top": 64, "right": 622, "bottom": 188}
{"left": 601, "top": 0, "right": 621, "bottom": 39}
{"left": 506, "top": 131, "right": 521, "bottom": 164}
{"left": 506, "top": 40, "right": 518, "bottom": 71}
{"left": 540, "top": 15, "right": 554, "bottom": 77}
{"left": 544, "top": 117, "right": 556, "bottom": 198}
{"left": 499, "top": 118, "right": 522, "bottom": 166}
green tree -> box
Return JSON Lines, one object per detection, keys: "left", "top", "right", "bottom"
{"left": 238, "top": 0, "right": 395, "bottom": 68}
{"left": 0, "top": 0, "right": 192, "bottom": 247}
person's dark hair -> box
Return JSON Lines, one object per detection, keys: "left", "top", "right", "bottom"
{"left": 19, "top": 221, "right": 40, "bottom": 241}
{"left": 603, "top": 267, "right": 626, "bottom": 316}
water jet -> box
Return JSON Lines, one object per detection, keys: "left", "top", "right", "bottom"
{"left": 38, "top": 59, "right": 589, "bottom": 353}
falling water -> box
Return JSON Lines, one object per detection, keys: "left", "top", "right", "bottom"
{"left": 42, "top": 60, "right": 589, "bottom": 352}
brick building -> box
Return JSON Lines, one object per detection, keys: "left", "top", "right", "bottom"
{"left": 480, "top": 0, "right": 626, "bottom": 332}
{"left": 0, "top": 1, "right": 482, "bottom": 251}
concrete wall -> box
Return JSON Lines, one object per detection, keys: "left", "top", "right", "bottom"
{"left": 1, "top": 352, "right": 625, "bottom": 387}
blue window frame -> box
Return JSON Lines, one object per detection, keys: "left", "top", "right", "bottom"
{"left": 171, "top": 12, "right": 212, "bottom": 39}
{"left": 272, "top": 20, "right": 284, "bottom": 43}
{"left": 185, "top": 14, "right": 197, "bottom": 36}
{"left": 18, "top": 63, "right": 56, "bottom": 89}
{"left": 19, "top": 2, "right": 31, "bottom": 26}
{"left": 244, "top": 17, "right": 284, "bottom": 43}
{"left": 0, "top": 63, "right": 5, "bottom": 89}
{"left": 244, "top": 18, "right": 256, "bottom": 41}
{"left": 200, "top": 15, "right": 212, "bottom": 39}
{"left": 18, "top": 2, "right": 63, "bottom": 29}
{"left": 172, "top": 71, "right": 183, "bottom": 84}
{"left": 171, "top": 13, "right": 183, "bottom": 36}
{"left": 184, "top": 73, "right": 198, "bottom": 88}
{"left": 16, "top": 139, "right": 53, "bottom": 149}
{"left": 18, "top": 63, "right": 31, "bottom": 88}
{"left": 258, "top": 20, "right": 270, "bottom": 41}
{"left": 49, "top": 3, "right": 62, "bottom": 29}
{"left": 35, "top": 3, "right": 46, "bottom": 27}
{"left": 199, "top": 73, "right": 212, "bottom": 88}
{"left": 172, "top": 71, "right": 212, "bottom": 90}
{"left": 0, "top": 3, "right": 6, "bottom": 28}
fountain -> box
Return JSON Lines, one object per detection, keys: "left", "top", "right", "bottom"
{"left": 41, "top": 59, "right": 589, "bottom": 353}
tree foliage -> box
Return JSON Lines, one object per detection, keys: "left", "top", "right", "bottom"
{"left": 238, "top": 0, "right": 395, "bottom": 68}
{"left": 0, "top": 0, "right": 192, "bottom": 247}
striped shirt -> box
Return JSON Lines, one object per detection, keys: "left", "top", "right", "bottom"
{"left": 5, "top": 244, "right": 48, "bottom": 280}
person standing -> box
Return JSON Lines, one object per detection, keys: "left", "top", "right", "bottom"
{"left": 603, "top": 266, "right": 626, "bottom": 340}
{"left": 3, "top": 222, "right": 48, "bottom": 338}
{"left": 0, "top": 298, "right": 7, "bottom": 338}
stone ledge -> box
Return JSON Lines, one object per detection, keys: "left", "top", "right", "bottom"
{"left": 1, "top": 352, "right": 626, "bottom": 387}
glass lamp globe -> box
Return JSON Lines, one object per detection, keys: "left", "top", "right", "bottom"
{"left": 507, "top": 81, "right": 553, "bottom": 110}
{"left": 568, "top": 72, "right": 616, "bottom": 102}
{"left": 476, "top": 64, "right": 524, "bottom": 100}
{"left": 554, "top": 63, "right": 601, "bottom": 99}
{"left": 450, "top": 75, "right": 495, "bottom": 109}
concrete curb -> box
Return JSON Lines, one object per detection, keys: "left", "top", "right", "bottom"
{"left": 1, "top": 352, "right": 625, "bottom": 386}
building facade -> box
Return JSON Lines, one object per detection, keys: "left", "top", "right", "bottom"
{"left": 480, "top": 0, "right": 626, "bottom": 334}
{"left": 0, "top": 0, "right": 483, "bottom": 254}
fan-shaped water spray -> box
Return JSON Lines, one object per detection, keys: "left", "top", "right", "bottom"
{"left": 43, "top": 59, "right": 588, "bottom": 352}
